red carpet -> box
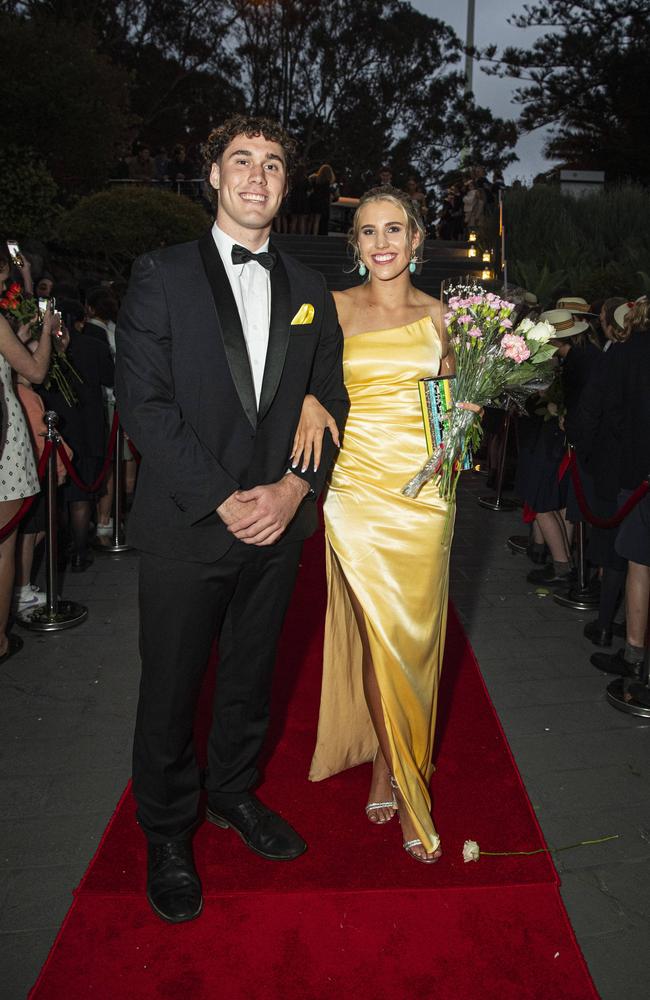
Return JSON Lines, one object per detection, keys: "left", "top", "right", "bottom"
{"left": 30, "top": 531, "right": 599, "bottom": 999}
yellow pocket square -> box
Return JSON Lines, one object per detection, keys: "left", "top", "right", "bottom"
{"left": 291, "top": 303, "right": 314, "bottom": 326}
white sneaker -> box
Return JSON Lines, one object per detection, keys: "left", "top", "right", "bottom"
{"left": 96, "top": 519, "right": 114, "bottom": 537}
{"left": 13, "top": 585, "right": 47, "bottom": 613}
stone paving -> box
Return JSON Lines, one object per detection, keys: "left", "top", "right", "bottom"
{"left": 1, "top": 479, "right": 649, "bottom": 999}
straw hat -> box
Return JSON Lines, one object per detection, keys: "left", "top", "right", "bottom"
{"left": 613, "top": 297, "right": 646, "bottom": 329}
{"left": 556, "top": 296, "right": 589, "bottom": 312}
{"left": 539, "top": 308, "right": 589, "bottom": 338}
{"left": 523, "top": 291, "right": 538, "bottom": 306}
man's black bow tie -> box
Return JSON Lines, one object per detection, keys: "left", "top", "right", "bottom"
{"left": 231, "top": 244, "right": 277, "bottom": 270}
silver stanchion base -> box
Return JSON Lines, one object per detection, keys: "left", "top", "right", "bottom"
{"left": 606, "top": 677, "right": 650, "bottom": 719}
{"left": 94, "top": 540, "right": 132, "bottom": 555}
{"left": 19, "top": 600, "right": 88, "bottom": 632}
{"left": 478, "top": 495, "right": 520, "bottom": 511}
{"left": 553, "top": 587, "right": 600, "bottom": 611}
{"left": 507, "top": 534, "right": 528, "bottom": 555}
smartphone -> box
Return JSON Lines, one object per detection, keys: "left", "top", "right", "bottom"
{"left": 38, "top": 296, "right": 54, "bottom": 318}
{"left": 7, "top": 240, "right": 23, "bottom": 266}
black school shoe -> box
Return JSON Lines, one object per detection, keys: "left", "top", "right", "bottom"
{"left": 146, "top": 841, "right": 203, "bottom": 923}
{"left": 527, "top": 564, "right": 573, "bottom": 587}
{"left": 207, "top": 793, "right": 307, "bottom": 861}
{"left": 583, "top": 620, "right": 612, "bottom": 647}
{"left": 590, "top": 649, "right": 644, "bottom": 679}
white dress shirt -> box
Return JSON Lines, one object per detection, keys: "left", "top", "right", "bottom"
{"left": 212, "top": 223, "right": 271, "bottom": 407}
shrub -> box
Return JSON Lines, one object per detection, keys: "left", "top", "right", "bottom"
{"left": 0, "top": 145, "right": 60, "bottom": 239}
{"left": 487, "top": 184, "right": 650, "bottom": 306}
{"left": 57, "top": 186, "right": 210, "bottom": 276}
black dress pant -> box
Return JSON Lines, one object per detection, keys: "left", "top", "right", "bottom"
{"left": 133, "top": 539, "right": 302, "bottom": 843}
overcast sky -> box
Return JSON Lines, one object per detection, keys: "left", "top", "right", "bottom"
{"left": 411, "top": 0, "right": 559, "bottom": 181}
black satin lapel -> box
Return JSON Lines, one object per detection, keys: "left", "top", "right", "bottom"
{"left": 258, "top": 248, "right": 291, "bottom": 421}
{"left": 198, "top": 232, "right": 257, "bottom": 429}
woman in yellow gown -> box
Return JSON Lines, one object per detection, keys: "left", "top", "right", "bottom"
{"left": 296, "top": 187, "right": 471, "bottom": 863}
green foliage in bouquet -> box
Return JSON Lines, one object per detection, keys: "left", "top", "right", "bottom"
{"left": 57, "top": 187, "right": 210, "bottom": 277}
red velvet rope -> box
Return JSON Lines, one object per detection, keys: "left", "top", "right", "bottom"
{"left": 0, "top": 441, "right": 53, "bottom": 541}
{"left": 55, "top": 411, "right": 119, "bottom": 493}
{"left": 566, "top": 451, "right": 649, "bottom": 529}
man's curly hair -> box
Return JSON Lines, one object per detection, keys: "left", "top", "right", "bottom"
{"left": 202, "top": 114, "right": 298, "bottom": 182}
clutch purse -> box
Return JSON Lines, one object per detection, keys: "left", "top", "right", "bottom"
{"left": 418, "top": 376, "right": 472, "bottom": 471}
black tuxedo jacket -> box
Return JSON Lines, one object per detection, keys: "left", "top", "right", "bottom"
{"left": 115, "top": 231, "right": 349, "bottom": 562}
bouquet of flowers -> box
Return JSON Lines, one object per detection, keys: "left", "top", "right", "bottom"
{"left": 0, "top": 286, "right": 83, "bottom": 406}
{"left": 0, "top": 282, "right": 37, "bottom": 325}
{"left": 402, "top": 284, "right": 557, "bottom": 501}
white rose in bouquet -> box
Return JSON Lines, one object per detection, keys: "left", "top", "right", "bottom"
{"left": 524, "top": 320, "right": 555, "bottom": 344}
{"left": 516, "top": 317, "right": 534, "bottom": 334}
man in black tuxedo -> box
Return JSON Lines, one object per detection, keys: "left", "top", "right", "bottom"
{"left": 115, "top": 115, "right": 348, "bottom": 923}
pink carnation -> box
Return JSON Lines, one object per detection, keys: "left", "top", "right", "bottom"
{"left": 501, "top": 333, "right": 530, "bottom": 363}
{"left": 468, "top": 326, "right": 483, "bottom": 338}
{"left": 458, "top": 313, "right": 473, "bottom": 325}
{"left": 500, "top": 318, "right": 513, "bottom": 328}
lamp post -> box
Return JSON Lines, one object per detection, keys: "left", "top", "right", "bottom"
{"left": 465, "top": 0, "right": 476, "bottom": 97}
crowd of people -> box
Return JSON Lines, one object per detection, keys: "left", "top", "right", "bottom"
{"left": 483, "top": 292, "right": 650, "bottom": 707}
{"left": 0, "top": 240, "right": 134, "bottom": 663}
{"left": 112, "top": 139, "right": 501, "bottom": 241}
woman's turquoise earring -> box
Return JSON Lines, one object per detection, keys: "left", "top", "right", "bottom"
{"left": 409, "top": 258, "right": 417, "bottom": 274}
{"left": 358, "top": 262, "right": 367, "bottom": 277}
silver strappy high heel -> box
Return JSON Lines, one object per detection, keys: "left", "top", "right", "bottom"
{"left": 365, "top": 752, "right": 398, "bottom": 824}
{"left": 390, "top": 777, "right": 441, "bottom": 863}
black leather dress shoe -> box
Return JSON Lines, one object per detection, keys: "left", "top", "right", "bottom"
{"left": 207, "top": 794, "right": 307, "bottom": 861}
{"left": 146, "top": 841, "right": 203, "bottom": 923}
{"left": 583, "top": 620, "right": 612, "bottom": 647}
{"left": 590, "top": 649, "right": 644, "bottom": 679}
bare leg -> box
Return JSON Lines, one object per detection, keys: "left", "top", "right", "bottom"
{"left": 625, "top": 561, "right": 650, "bottom": 648}
{"left": 536, "top": 510, "right": 572, "bottom": 563}
{"left": 0, "top": 499, "right": 22, "bottom": 656}
{"left": 344, "top": 581, "right": 440, "bottom": 859}
{"left": 531, "top": 520, "right": 544, "bottom": 545}
{"left": 124, "top": 456, "right": 137, "bottom": 499}
{"left": 14, "top": 531, "right": 37, "bottom": 588}
{"left": 96, "top": 468, "right": 113, "bottom": 527}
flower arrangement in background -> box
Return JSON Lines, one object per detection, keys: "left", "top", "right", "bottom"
{"left": 402, "top": 284, "right": 557, "bottom": 503}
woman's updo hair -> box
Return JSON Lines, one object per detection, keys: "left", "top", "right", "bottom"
{"left": 349, "top": 185, "right": 425, "bottom": 270}
{"left": 621, "top": 296, "right": 650, "bottom": 341}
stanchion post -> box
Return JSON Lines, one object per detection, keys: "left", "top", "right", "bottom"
{"left": 96, "top": 422, "right": 131, "bottom": 556}
{"left": 478, "top": 408, "right": 519, "bottom": 512}
{"left": 554, "top": 518, "right": 599, "bottom": 611}
{"left": 19, "top": 412, "right": 88, "bottom": 632}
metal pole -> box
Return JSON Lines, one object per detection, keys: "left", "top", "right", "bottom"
{"left": 19, "top": 412, "right": 88, "bottom": 631}
{"left": 554, "top": 521, "right": 599, "bottom": 611}
{"left": 95, "top": 424, "right": 132, "bottom": 556}
{"left": 460, "top": 0, "right": 476, "bottom": 165}
{"left": 478, "top": 408, "right": 519, "bottom": 511}
{"left": 465, "top": 0, "right": 476, "bottom": 96}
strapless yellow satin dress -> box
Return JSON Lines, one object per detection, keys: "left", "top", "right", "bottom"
{"left": 309, "top": 315, "right": 453, "bottom": 853}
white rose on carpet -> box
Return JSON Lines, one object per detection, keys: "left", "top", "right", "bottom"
{"left": 462, "top": 839, "right": 480, "bottom": 862}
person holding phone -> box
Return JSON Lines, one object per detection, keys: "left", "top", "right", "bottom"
{"left": 0, "top": 240, "right": 59, "bottom": 662}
